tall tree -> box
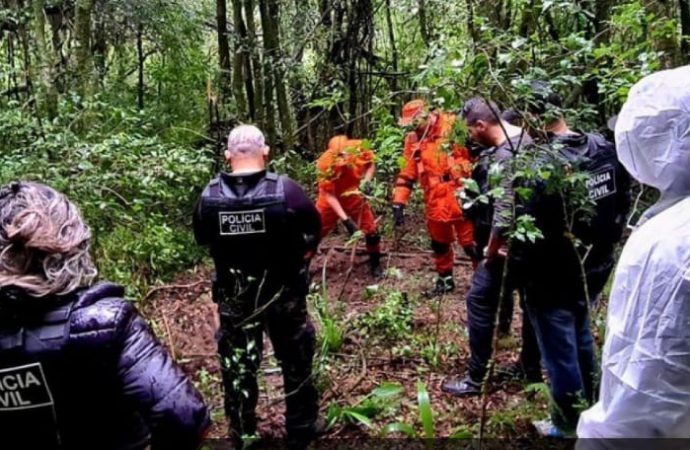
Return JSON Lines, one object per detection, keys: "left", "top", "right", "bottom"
{"left": 681, "top": 0, "right": 690, "bottom": 61}
{"left": 418, "top": 0, "right": 431, "bottom": 47}
{"left": 384, "top": 0, "right": 399, "bottom": 96}
{"left": 258, "top": 0, "right": 276, "bottom": 149}
{"left": 244, "top": 0, "right": 264, "bottom": 125}
{"left": 216, "top": 0, "right": 233, "bottom": 102}
{"left": 74, "top": 0, "right": 96, "bottom": 99}
{"left": 136, "top": 22, "right": 144, "bottom": 110}
{"left": 231, "top": 0, "right": 248, "bottom": 119}
{"left": 32, "top": 0, "right": 57, "bottom": 117}
{"left": 262, "top": 0, "right": 295, "bottom": 152}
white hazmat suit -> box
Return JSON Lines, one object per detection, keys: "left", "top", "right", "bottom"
{"left": 577, "top": 64, "right": 690, "bottom": 441}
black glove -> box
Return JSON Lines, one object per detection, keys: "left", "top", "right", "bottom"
{"left": 361, "top": 180, "right": 373, "bottom": 196}
{"left": 343, "top": 218, "right": 359, "bottom": 236}
{"left": 392, "top": 204, "right": 405, "bottom": 227}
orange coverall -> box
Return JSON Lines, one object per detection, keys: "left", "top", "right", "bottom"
{"left": 316, "top": 136, "right": 381, "bottom": 255}
{"left": 393, "top": 112, "right": 475, "bottom": 274}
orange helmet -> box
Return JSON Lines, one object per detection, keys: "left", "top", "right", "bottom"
{"left": 328, "top": 135, "right": 349, "bottom": 152}
{"left": 399, "top": 99, "right": 427, "bottom": 126}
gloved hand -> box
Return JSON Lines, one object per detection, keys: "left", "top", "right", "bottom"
{"left": 361, "top": 180, "right": 373, "bottom": 196}
{"left": 392, "top": 204, "right": 405, "bottom": 227}
{"left": 342, "top": 218, "right": 359, "bottom": 236}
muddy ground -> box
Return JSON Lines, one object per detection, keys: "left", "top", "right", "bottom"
{"left": 143, "top": 231, "right": 552, "bottom": 444}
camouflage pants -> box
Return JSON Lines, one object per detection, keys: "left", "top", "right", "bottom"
{"left": 215, "top": 276, "right": 318, "bottom": 440}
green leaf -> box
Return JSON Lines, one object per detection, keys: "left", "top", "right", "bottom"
{"left": 449, "top": 428, "right": 474, "bottom": 439}
{"left": 346, "top": 411, "right": 374, "bottom": 429}
{"left": 462, "top": 178, "right": 480, "bottom": 194}
{"left": 325, "top": 404, "right": 342, "bottom": 429}
{"left": 515, "top": 187, "right": 533, "bottom": 201}
{"left": 382, "top": 422, "right": 416, "bottom": 438}
{"left": 416, "top": 382, "right": 435, "bottom": 439}
{"left": 372, "top": 382, "right": 404, "bottom": 399}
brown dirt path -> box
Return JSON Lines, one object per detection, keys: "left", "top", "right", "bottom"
{"left": 142, "top": 234, "right": 547, "bottom": 442}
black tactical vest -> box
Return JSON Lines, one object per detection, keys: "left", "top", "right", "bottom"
{"left": 0, "top": 291, "right": 74, "bottom": 449}
{"left": 197, "top": 172, "right": 302, "bottom": 287}
{"left": 560, "top": 133, "right": 630, "bottom": 247}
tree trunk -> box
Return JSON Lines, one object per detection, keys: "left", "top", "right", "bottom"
{"left": 216, "top": 0, "right": 233, "bottom": 103}
{"left": 32, "top": 0, "right": 58, "bottom": 117}
{"left": 518, "top": 0, "right": 536, "bottom": 36}
{"left": 290, "top": 0, "right": 307, "bottom": 148}
{"left": 593, "top": 0, "right": 611, "bottom": 41}
{"left": 91, "top": 7, "right": 107, "bottom": 82}
{"left": 74, "top": 0, "right": 95, "bottom": 99}
{"left": 240, "top": 5, "right": 255, "bottom": 120}
{"left": 467, "top": 0, "right": 478, "bottom": 48}
{"left": 418, "top": 0, "right": 431, "bottom": 47}
{"left": 18, "top": 0, "right": 34, "bottom": 95}
{"left": 244, "top": 0, "right": 263, "bottom": 125}
{"left": 261, "top": 0, "right": 294, "bottom": 152}
{"left": 269, "top": 0, "right": 295, "bottom": 151}
{"left": 680, "top": 0, "right": 690, "bottom": 62}
{"left": 582, "top": 0, "right": 612, "bottom": 122}
{"left": 231, "top": 0, "right": 248, "bottom": 119}
{"left": 258, "top": 0, "right": 277, "bottom": 149}
{"left": 45, "top": 6, "right": 66, "bottom": 78}
{"left": 6, "top": 34, "right": 17, "bottom": 100}
{"left": 137, "top": 23, "right": 144, "bottom": 110}
{"left": 384, "top": 0, "right": 398, "bottom": 98}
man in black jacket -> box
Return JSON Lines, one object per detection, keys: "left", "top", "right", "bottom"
{"left": 0, "top": 181, "right": 209, "bottom": 450}
{"left": 442, "top": 98, "right": 540, "bottom": 397}
{"left": 193, "top": 125, "right": 322, "bottom": 449}
{"left": 522, "top": 82, "right": 632, "bottom": 436}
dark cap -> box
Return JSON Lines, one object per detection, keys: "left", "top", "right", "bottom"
{"left": 527, "top": 80, "right": 563, "bottom": 116}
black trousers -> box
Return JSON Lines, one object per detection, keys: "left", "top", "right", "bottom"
{"left": 215, "top": 274, "right": 318, "bottom": 439}
{"left": 466, "top": 259, "right": 541, "bottom": 382}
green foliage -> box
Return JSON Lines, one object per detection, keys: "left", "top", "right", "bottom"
{"left": 309, "top": 284, "right": 346, "bottom": 356}
{"left": 381, "top": 382, "right": 438, "bottom": 441}
{"left": 0, "top": 105, "right": 213, "bottom": 296}
{"left": 417, "top": 382, "right": 435, "bottom": 440}
{"left": 358, "top": 291, "right": 414, "bottom": 351}
{"left": 326, "top": 382, "right": 405, "bottom": 430}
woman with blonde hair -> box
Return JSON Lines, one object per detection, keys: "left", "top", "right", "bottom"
{"left": 0, "top": 181, "right": 209, "bottom": 450}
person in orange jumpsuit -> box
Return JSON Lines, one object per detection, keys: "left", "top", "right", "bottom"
{"left": 316, "top": 135, "right": 382, "bottom": 277}
{"left": 392, "top": 99, "right": 478, "bottom": 295}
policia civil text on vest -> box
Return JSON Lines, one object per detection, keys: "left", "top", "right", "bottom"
{"left": 193, "top": 169, "right": 322, "bottom": 450}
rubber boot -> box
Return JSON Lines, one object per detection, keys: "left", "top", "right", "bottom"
{"left": 463, "top": 244, "right": 482, "bottom": 270}
{"left": 369, "top": 252, "right": 383, "bottom": 278}
{"left": 426, "top": 272, "right": 455, "bottom": 297}
{"left": 286, "top": 416, "right": 326, "bottom": 450}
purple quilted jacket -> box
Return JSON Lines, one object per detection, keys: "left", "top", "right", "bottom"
{"left": 0, "top": 282, "right": 210, "bottom": 450}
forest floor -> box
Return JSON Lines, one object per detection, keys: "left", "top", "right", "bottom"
{"left": 143, "top": 227, "right": 554, "bottom": 445}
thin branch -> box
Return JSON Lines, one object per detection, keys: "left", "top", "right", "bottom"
{"left": 143, "top": 280, "right": 205, "bottom": 302}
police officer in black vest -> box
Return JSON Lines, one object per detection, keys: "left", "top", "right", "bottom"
{"left": 193, "top": 125, "right": 322, "bottom": 449}
{"left": 0, "top": 181, "right": 210, "bottom": 450}
{"left": 518, "top": 82, "right": 632, "bottom": 436}
{"left": 527, "top": 81, "right": 632, "bottom": 309}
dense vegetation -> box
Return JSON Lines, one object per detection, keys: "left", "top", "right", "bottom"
{"left": 2, "top": 0, "right": 688, "bottom": 440}
{"left": 1, "top": 0, "right": 687, "bottom": 289}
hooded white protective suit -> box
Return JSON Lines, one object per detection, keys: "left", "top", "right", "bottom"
{"left": 577, "top": 65, "right": 690, "bottom": 440}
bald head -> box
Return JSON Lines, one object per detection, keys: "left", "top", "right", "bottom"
{"left": 226, "top": 125, "right": 268, "bottom": 159}
{"left": 224, "top": 124, "right": 270, "bottom": 173}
